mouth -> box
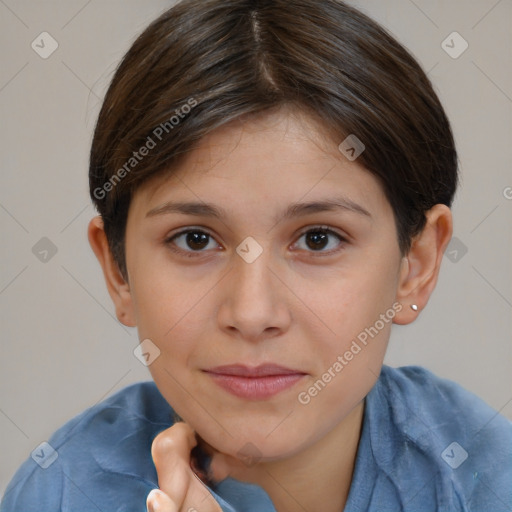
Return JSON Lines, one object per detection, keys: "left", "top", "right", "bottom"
{"left": 203, "top": 364, "right": 307, "bottom": 400}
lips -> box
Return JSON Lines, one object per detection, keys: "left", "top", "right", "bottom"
{"left": 205, "top": 363, "right": 304, "bottom": 377}
{"left": 203, "top": 364, "right": 307, "bottom": 400}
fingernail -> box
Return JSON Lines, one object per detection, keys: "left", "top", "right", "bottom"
{"left": 146, "top": 489, "right": 163, "bottom": 512}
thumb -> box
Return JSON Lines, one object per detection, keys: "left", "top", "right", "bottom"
{"left": 146, "top": 489, "right": 178, "bottom": 512}
{"left": 151, "top": 422, "right": 197, "bottom": 502}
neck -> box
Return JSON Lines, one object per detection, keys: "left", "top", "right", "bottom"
{"left": 245, "top": 400, "right": 364, "bottom": 512}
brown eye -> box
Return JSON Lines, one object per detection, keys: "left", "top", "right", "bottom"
{"left": 185, "top": 231, "right": 210, "bottom": 250}
{"left": 293, "top": 227, "right": 345, "bottom": 254}
{"left": 305, "top": 230, "right": 329, "bottom": 250}
{"left": 167, "top": 229, "right": 219, "bottom": 253}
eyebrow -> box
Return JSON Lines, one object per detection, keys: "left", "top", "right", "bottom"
{"left": 146, "top": 197, "right": 372, "bottom": 222}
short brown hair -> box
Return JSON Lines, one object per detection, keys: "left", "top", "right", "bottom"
{"left": 89, "top": 0, "right": 458, "bottom": 277}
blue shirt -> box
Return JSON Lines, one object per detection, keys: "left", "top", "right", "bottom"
{"left": 2, "top": 365, "right": 511, "bottom": 511}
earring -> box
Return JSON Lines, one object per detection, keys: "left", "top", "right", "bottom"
{"left": 410, "top": 304, "right": 418, "bottom": 311}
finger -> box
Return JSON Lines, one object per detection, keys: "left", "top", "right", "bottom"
{"left": 208, "top": 450, "right": 252, "bottom": 483}
{"left": 146, "top": 488, "right": 178, "bottom": 512}
{"left": 151, "top": 422, "right": 198, "bottom": 503}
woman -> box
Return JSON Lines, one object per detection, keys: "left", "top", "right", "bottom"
{"left": 2, "top": 1, "right": 510, "bottom": 511}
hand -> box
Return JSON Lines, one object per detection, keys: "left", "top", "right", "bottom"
{"left": 147, "top": 422, "right": 223, "bottom": 512}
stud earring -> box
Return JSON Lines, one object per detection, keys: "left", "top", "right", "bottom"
{"left": 410, "top": 304, "right": 418, "bottom": 311}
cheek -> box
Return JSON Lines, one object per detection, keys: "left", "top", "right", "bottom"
{"left": 293, "top": 255, "right": 399, "bottom": 415}
{"left": 132, "top": 272, "right": 210, "bottom": 419}
{"left": 129, "top": 259, "right": 219, "bottom": 380}
{"left": 293, "top": 283, "right": 397, "bottom": 441}
{"left": 129, "top": 253, "right": 202, "bottom": 338}
{"left": 301, "top": 259, "right": 399, "bottom": 347}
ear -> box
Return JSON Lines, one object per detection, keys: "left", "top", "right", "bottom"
{"left": 88, "top": 216, "right": 136, "bottom": 327}
{"left": 393, "top": 204, "right": 453, "bottom": 325}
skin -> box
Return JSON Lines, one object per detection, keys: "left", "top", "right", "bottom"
{"left": 89, "top": 107, "right": 453, "bottom": 512}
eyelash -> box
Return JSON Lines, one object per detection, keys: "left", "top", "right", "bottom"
{"left": 164, "top": 229, "right": 221, "bottom": 259}
{"left": 164, "top": 226, "right": 347, "bottom": 259}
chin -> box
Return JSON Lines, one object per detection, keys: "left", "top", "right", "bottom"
{"left": 206, "top": 424, "right": 314, "bottom": 464}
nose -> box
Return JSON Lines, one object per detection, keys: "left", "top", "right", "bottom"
{"left": 217, "top": 249, "right": 292, "bottom": 343}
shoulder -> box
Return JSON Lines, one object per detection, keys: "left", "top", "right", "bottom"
{"left": 367, "top": 365, "right": 512, "bottom": 510}
{"left": 376, "top": 365, "right": 511, "bottom": 439}
{"left": 1, "top": 381, "right": 172, "bottom": 511}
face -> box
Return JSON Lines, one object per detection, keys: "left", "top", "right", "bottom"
{"left": 123, "top": 109, "right": 404, "bottom": 462}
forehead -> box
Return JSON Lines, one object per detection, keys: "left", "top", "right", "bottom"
{"left": 131, "top": 108, "right": 390, "bottom": 219}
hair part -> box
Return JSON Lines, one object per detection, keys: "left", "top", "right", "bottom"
{"left": 89, "top": 0, "right": 459, "bottom": 277}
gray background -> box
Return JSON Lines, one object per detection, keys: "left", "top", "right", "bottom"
{"left": 1, "top": 0, "right": 511, "bottom": 499}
